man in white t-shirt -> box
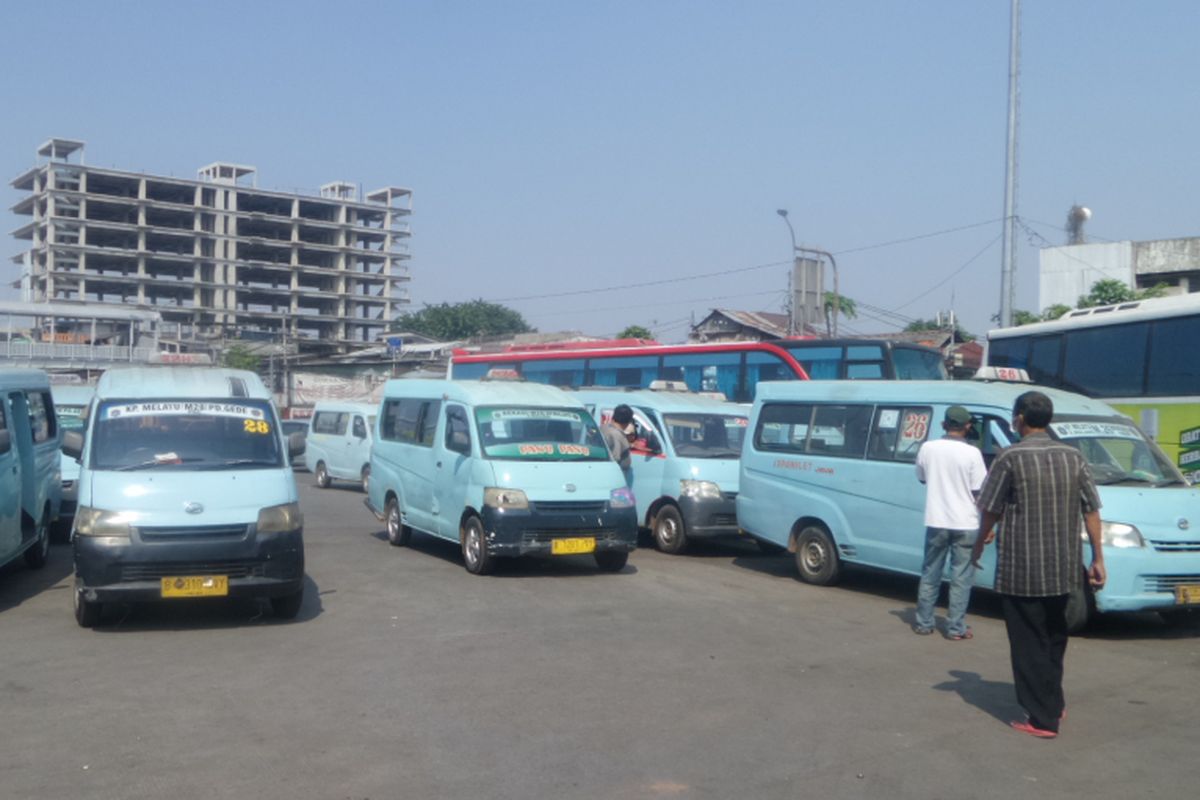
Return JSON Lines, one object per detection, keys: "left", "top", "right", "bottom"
{"left": 912, "top": 405, "right": 988, "bottom": 639}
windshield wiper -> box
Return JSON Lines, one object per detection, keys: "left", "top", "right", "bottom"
{"left": 211, "top": 458, "right": 282, "bottom": 468}
{"left": 112, "top": 457, "right": 203, "bottom": 472}
{"left": 1154, "top": 478, "right": 1189, "bottom": 487}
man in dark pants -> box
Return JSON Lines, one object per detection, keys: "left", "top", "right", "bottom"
{"left": 971, "top": 391, "right": 1106, "bottom": 738}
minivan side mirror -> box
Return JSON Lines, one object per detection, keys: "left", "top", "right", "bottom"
{"left": 61, "top": 430, "right": 83, "bottom": 461}
{"left": 288, "top": 431, "right": 306, "bottom": 458}
{"left": 448, "top": 429, "right": 471, "bottom": 454}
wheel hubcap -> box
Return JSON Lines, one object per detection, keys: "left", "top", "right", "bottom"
{"left": 388, "top": 507, "right": 399, "bottom": 538}
{"left": 802, "top": 540, "right": 825, "bottom": 571}
{"left": 657, "top": 517, "right": 677, "bottom": 544}
{"left": 466, "top": 527, "right": 480, "bottom": 565}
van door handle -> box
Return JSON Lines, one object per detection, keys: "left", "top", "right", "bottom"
{"left": 436, "top": 461, "right": 443, "bottom": 468}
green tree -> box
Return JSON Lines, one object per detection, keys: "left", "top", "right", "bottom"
{"left": 1076, "top": 279, "right": 1169, "bottom": 309}
{"left": 393, "top": 299, "right": 535, "bottom": 341}
{"left": 822, "top": 292, "right": 857, "bottom": 337}
{"left": 904, "top": 317, "right": 976, "bottom": 341}
{"left": 222, "top": 344, "right": 261, "bottom": 371}
{"left": 1041, "top": 304, "right": 1071, "bottom": 321}
{"left": 1011, "top": 310, "right": 1043, "bottom": 326}
{"left": 616, "top": 325, "right": 654, "bottom": 340}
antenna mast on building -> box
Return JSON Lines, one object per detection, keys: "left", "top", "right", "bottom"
{"left": 998, "top": 0, "right": 1021, "bottom": 328}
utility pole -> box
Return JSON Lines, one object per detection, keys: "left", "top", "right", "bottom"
{"left": 998, "top": 0, "right": 1021, "bottom": 327}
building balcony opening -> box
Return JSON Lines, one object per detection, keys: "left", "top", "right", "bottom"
{"left": 87, "top": 228, "right": 139, "bottom": 251}
{"left": 297, "top": 200, "right": 338, "bottom": 222}
{"left": 237, "top": 193, "right": 292, "bottom": 217}
{"left": 85, "top": 200, "right": 138, "bottom": 225}
{"left": 145, "top": 181, "right": 195, "bottom": 205}
{"left": 86, "top": 173, "right": 139, "bottom": 199}
{"left": 145, "top": 207, "right": 194, "bottom": 230}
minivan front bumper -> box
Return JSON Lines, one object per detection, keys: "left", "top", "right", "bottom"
{"left": 481, "top": 505, "right": 638, "bottom": 557}
{"left": 677, "top": 493, "right": 739, "bottom": 538}
{"left": 74, "top": 528, "right": 304, "bottom": 603}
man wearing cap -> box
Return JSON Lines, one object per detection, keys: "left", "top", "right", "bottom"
{"left": 601, "top": 404, "right": 635, "bottom": 485}
{"left": 912, "top": 405, "right": 988, "bottom": 639}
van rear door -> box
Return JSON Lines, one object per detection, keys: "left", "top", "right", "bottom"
{"left": 0, "top": 399, "right": 20, "bottom": 559}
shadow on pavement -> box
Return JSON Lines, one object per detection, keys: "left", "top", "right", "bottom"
{"left": 0, "top": 544, "right": 74, "bottom": 615}
{"left": 89, "top": 573, "right": 324, "bottom": 632}
{"left": 369, "top": 527, "right": 639, "bottom": 577}
{"left": 932, "top": 669, "right": 1018, "bottom": 723}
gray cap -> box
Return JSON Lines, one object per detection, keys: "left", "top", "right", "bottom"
{"left": 944, "top": 406, "right": 972, "bottom": 426}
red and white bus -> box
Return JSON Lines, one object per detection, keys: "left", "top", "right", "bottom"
{"left": 450, "top": 338, "right": 947, "bottom": 403}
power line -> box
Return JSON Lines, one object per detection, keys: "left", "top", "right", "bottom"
{"left": 890, "top": 234, "right": 1002, "bottom": 311}
{"left": 831, "top": 218, "right": 1003, "bottom": 256}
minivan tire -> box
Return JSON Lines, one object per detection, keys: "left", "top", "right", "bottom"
{"left": 24, "top": 515, "right": 50, "bottom": 569}
{"left": 653, "top": 505, "right": 688, "bottom": 554}
{"left": 385, "top": 496, "right": 411, "bottom": 547}
{"left": 594, "top": 551, "right": 629, "bottom": 572}
{"left": 461, "top": 515, "right": 495, "bottom": 575}
{"left": 271, "top": 588, "right": 304, "bottom": 620}
{"left": 315, "top": 462, "right": 331, "bottom": 489}
{"left": 73, "top": 585, "right": 101, "bottom": 628}
{"left": 360, "top": 465, "right": 370, "bottom": 494}
{"left": 794, "top": 524, "right": 840, "bottom": 585}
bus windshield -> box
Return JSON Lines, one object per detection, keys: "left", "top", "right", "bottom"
{"left": 474, "top": 406, "right": 610, "bottom": 461}
{"left": 92, "top": 399, "right": 283, "bottom": 471}
{"left": 661, "top": 413, "right": 748, "bottom": 459}
{"left": 1048, "top": 417, "right": 1185, "bottom": 487}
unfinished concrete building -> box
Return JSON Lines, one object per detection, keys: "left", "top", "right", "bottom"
{"left": 10, "top": 139, "right": 411, "bottom": 352}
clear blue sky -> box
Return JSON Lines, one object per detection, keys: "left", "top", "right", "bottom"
{"left": 3, "top": 1, "right": 1197, "bottom": 341}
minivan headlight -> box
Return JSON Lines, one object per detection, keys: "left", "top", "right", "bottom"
{"left": 1082, "top": 521, "right": 1145, "bottom": 549}
{"left": 74, "top": 506, "right": 133, "bottom": 538}
{"left": 680, "top": 480, "right": 722, "bottom": 500}
{"left": 609, "top": 487, "right": 636, "bottom": 508}
{"left": 484, "top": 488, "right": 529, "bottom": 510}
{"left": 257, "top": 502, "right": 303, "bottom": 534}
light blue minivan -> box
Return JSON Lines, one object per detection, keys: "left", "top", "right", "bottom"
{"left": 65, "top": 367, "right": 307, "bottom": 626}
{"left": 304, "top": 401, "right": 377, "bottom": 492}
{"left": 737, "top": 379, "right": 1200, "bottom": 631}
{"left": 365, "top": 379, "right": 638, "bottom": 574}
{"left": 50, "top": 383, "right": 95, "bottom": 538}
{"left": 0, "top": 369, "right": 62, "bottom": 575}
{"left": 572, "top": 387, "right": 753, "bottom": 554}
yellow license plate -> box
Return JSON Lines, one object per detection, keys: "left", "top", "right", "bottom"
{"left": 161, "top": 575, "right": 229, "bottom": 598}
{"left": 551, "top": 537, "right": 596, "bottom": 555}
{"left": 1174, "top": 585, "right": 1200, "bottom": 605}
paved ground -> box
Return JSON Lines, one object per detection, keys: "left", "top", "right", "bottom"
{"left": 1, "top": 475, "right": 1197, "bottom": 800}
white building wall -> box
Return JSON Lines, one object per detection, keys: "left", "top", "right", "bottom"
{"left": 1039, "top": 241, "right": 1133, "bottom": 311}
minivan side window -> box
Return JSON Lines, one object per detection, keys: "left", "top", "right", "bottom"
{"left": 868, "top": 406, "right": 933, "bottom": 462}
{"left": 28, "top": 391, "right": 55, "bottom": 443}
{"left": 381, "top": 398, "right": 441, "bottom": 446}
{"left": 352, "top": 416, "right": 367, "bottom": 439}
{"left": 810, "top": 404, "right": 872, "bottom": 458}
{"left": 0, "top": 401, "right": 9, "bottom": 454}
{"left": 445, "top": 405, "right": 471, "bottom": 454}
{"left": 754, "top": 403, "right": 815, "bottom": 452}
{"left": 313, "top": 411, "right": 349, "bottom": 436}
{"left": 417, "top": 400, "right": 441, "bottom": 447}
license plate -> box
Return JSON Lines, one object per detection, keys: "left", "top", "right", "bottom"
{"left": 161, "top": 575, "right": 229, "bottom": 598}
{"left": 551, "top": 537, "right": 596, "bottom": 555}
{"left": 1174, "top": 585, "right": 1200, "bottom": 605}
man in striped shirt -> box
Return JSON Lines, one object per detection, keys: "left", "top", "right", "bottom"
{"left": 971, "top": 390, "right": 1105, "bottom": 739}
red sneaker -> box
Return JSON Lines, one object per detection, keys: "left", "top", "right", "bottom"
{"left": 1010, "top": 719, "right": 1058, "bottom": 738}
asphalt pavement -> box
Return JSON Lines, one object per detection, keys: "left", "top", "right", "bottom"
{"left": 1, "top": 473, "right": 1197, "bottom": 800}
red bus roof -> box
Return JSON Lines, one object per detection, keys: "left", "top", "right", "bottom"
{"left": 451, "top": 339, "right": 811, "bottom": 380}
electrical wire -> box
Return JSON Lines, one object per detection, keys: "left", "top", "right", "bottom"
{"left": 890, "top": 234, "right": 1002, "bottom": 311}
{"left": 831, "top": 218, "right": 1003, "bottom": 256}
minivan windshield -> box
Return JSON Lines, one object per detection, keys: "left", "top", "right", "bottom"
{"left": 475, "top": 406, "right": 609, "bottom": 461}
{"left": 92, "top": 399, "right": 283, "bottom": 471}
{"left": 661, "top": 413, "right": 748, "bottom": 458}
{"left": 1048, "top": 416, "right": 1185, "bottom": 486}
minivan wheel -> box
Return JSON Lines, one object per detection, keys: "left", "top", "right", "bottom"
{"left": 385, "top": 496, "right": 411, "bottom": 547}
{"left": 594, "top": 550, "right": 629, "bottom": 572}
{"left": 360, "top": 465, "right": 370, "bottom": 494}
{"left": 315, "top": 462, "right": 331, "bottom": 489}
{"left": 653, "top": 506, "right": 688, "bottom": 554}
{"left": 24, "top": 516, "right": 50, "bottom": 569}
{"left": 73, "top": 585, "right": 102, "bottom": 628}
{"left": 794, "top": 524, "right": 840, "bottom": 586}
{"left": 461, "top": 516, "right": 495, "bottom": 575}
{"left": 270, "top": 588, "right": 304, "bottom": 620}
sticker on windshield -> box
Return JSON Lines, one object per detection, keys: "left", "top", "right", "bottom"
{"left": 482, "top": 408, "right": 583, "bottom": 423}
{"left": 1050, "top": 421, "right": 1142, "bottom": 441}
{"left": 105, "top": 402, "right": 266, "bottom": 420}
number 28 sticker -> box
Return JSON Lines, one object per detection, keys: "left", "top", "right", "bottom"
{"left": 243, "top": 419, "right": 271, "bottom": 435}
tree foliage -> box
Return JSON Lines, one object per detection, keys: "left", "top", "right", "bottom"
{"left": 903, "top": 318, "right": 975, "bottom": 342}
{"left": 822, "top": 292, "right": 857, "bottom": 336}
{"left": 222, "top": 344, "right": 261, "bottom": 372}
{"left": 1077, "top": 279, "right": 1168, "bottom": 308}
{"left": 616, "top": 325, "right": 654, "bottom": 340}
{"left": 393, "top": 300, "right": 535, "bottom": 341}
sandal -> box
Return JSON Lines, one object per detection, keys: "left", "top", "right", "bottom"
{"left": 947, "top": 628, "right": 974, "bottom": 640}
{"left": 911, "top": 624, "right": 935, "bottom": 635}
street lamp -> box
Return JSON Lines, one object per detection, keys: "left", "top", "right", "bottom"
{"left": 775, "top": 209, "right": 840, "bottom": 338}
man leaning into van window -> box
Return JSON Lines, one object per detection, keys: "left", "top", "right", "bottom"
{"left": 601, "top": 404, "right": 634, "bottom": 484}
{"left": 912, "top": 406, "right": 988, "bottom": 640}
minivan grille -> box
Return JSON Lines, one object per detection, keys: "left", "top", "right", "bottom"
{"left": 1141, "top": 574, "right": 1200, "bottom": 593}
{"left": 138, "top": 524, "right": 249, "bottom": 541}
{"left": 121, "top": 560, "right": 265, "bottom": 581}
{"left": 1148, "top": 540, "right": 1200, "bottom": 553}
{"left": 531, "top": 501, "right": 607, "bottom": 514}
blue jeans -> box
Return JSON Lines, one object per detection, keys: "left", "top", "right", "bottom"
{"left": 915, "top": 527, "right": 977, "bottom": 636}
